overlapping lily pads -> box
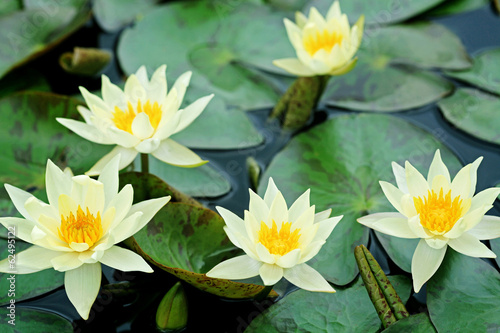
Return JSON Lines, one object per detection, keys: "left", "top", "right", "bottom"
{"left": 445, "top": 48, "right": 500, "bottom": 96}
{"left": 321, "top": 22, "right": 470, "bottom": 112}
{"left": 382, "top": 313, "right": 437, "bottom": 333}
{"left": 427, "top": 250, "right": 500, "bottom": 332}
{"left": 0, "top": 238, "right": 64, "bottom": 305}
{"left": 0, "top": 0, "right": 91, "bottom": 79}
{"left": 425, "top": 0, "right": 489, "bottom": 16}
{"left": 245, "top": 275, "right": 411, "bottom": 332}
{"left": 93, "top": 0, "right": 158, "bottom": 32}
{"left": 438, "top": 88, "right": 500, "bottom": 145}
{"left": 128, "top": 202, "right": 276, "bottom": 299}
{"left": 259, "top": 113, "right": 461, "bottom": 285}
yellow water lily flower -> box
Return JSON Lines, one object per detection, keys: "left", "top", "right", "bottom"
{"left": 0, "top": 155, "right": 170, "bottom": 319}
{"left": 206, "top": 178, "right": 342, "bottom": 292}
{"left": 57, "top": 65, "right": 214, "bottom": 176}
{"left": 358, "top": 150, "right": 500, "bottom": 292}
{"left": 273, "top": 1, "right": 364, "bottom": 76}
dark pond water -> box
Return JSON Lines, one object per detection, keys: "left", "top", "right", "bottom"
{"left": 15, "top": 3, "right": 500, "bottom": 333}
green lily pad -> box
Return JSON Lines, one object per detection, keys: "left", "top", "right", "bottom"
{"left": 375, "top": 232, "right": 418, "bottom": 273}
{"left": 0, "top": 92, "right": 110, "bottom": 217}
{"left": 135, "top": 155, "right": 231, "bottom": 198}
{"left": 322, "top": 22, "right": 468, "bottom": 112}
{"left": 439, "top": 88, "right": 500, "bottom": 145}
{"left": 426, "top": 0, "right": 489, "bottom": 17}
{"left": 0, "top": 0, "right": 90, "bottom": 79}
{"left": 259, "top": 113, "right": 461, "bottom": 285}
{"left": 0, "top": 67, "right": 50, "bottom": 99}
{"left": 170, "top": 92, "right": 264, "bottom": 150}
{"left": 382, "top": 313, "right": 437, "bottom": 333}
{"left": 128, "top": 202, "right": 277, "bottom": 299}
{"left": 117, "top": 2, "right": 284, "bottom": 111}
{"left": 93, "top": 0, "right": 159, "bottom": 32}
{"left": 427, "top": 250, "right": 500, "bottom": 332}
{"left": 445, "top": 48, "right": 500, "bottom": 96}
{"left": 305, "top": 0, "right": 446, "bottom": 26}
{"left": 0, "top": 0, "right": 21, "bottom": 16}
{"left": 0, "top": 307, "right": 72, "bottom": 332}
{"left": 0, "top": 238, "right": 64, "bottom": 305}
{"left": 245, "top": 275, "right": 411, "bottom": 332}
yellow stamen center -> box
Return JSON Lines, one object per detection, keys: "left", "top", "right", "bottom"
{"left": 303, "top": 29, "right": 344, "bottom": 56}
{"left": 258, "top": 220, "right": 301, "bottom": 256}
{"left": 59, "top": 205, "right": 103, "bottom": 247}
{"left": 413, "top": 189, "right": 465, "bottom": 233}
{"left": 112, "top": 99, "right": 162, "bottom": 134}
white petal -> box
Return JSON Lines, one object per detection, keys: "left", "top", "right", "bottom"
{"left": 358, "top": 212, "right": 416, "bottom": 238}
{"left": 328, "top": 57, "right": 357, "bottom": 76}
{"left": 57, "top": 118, "right": 112, "bottom": 144}
{"left": 256, "top": 243, "right": 276, "bottom": 264}
{"left": 427, "top": 149, "right": 451, "bottom": 184}
{"left": 101, "top": 75, "right": 125, "bottom": 108}
{"left": 106, "top": 127, "right": 141, "bottom": 148}
{"left": 134, "top": 65, "right": 149, "bottom": 87}
{"left": 276, "top": 249, "right": 301, "bottom": 268}
{"left": 124, "top": 74, "right": 147, "bottom": 104}
{"left": 405, "top": 161, "right": 429, "bottom": 198}
{"left": 152, "top": 139, "right": 207, "bottom": 167}
{"left": 103, "top": 184, "right": 133, "bottom": 230}
{"left": 205, "top": 255, "right": 261, "bottom": 280}
{"left": 288, "top": 189, "right": 311, "bottom": 222}
{"left": 99, "top": 245, "right": 153, "bottom": 272}
{"left": 469, "top": 156, "right": 482, "bottom": 196}
{"left": 448, "top": 206, "right": 489, "bottom": 238}
{"left": 0, "top": 246, "right": 59, "bottom": 274}
{"left": 153, "top": 109, "right": 182, "bottom": 141}
{"left": 448, "top": 233, "right": 496, "bottom": 258}
{"left": 314, "top": 209, "right": 331, "bottom": 223}
{"left": 392, "top": 162, "right": 408, "bottom": 193}
{"left": 263, "top": 178, "right": 280, "bottom": 208}
{"left": 77, "top": 106, "right": 93, "bottom": 124}
{"left": 134, "top": 137, "right": 161, "bottom": 154}
{"left": 408, "top": 215, "right": 430, "bottom": 239}
{"left": 147, "top": 64, "right": 167, "bottom": 103}
{"left": 244, "top": 210, "right": 260, "bottom": 244}
{"left": 249, "top": 189, "right": 269, "bottom": 223}
{"left": 216, "top": 207, "right": 247, "bottom": 239}
{"left": 259, "top": 263, "right": 283, "bottom": 285}
{"left": 272, "top": 58, "right": 316, "bottom": 76}
{"left": 298, "top": 240, "right": 325, "bottom": 264}
{"left": 295, "top": 11, "right": 308, "bottom": 28}
{"left": 0, "top": 217, "right": 35, "bottom": 243}
{"left": 424, "top": 236, "right": 449, "bottom": 249}
{"left": 292, "top": 205, "right": 316, "bottom": 231}
{"left": 283, "top": 263, "right": 335, "bottom": 292}
{"left": 466, "top": 215, "right": 500, "bottom": 240}
{"left": 64, "top": 263, "right": 102, "bottom": 320}
{"left": 51, "top": 252, "right": 83, "bottom": 272}
{"left": 451, "top": 164, "right": 472, "bottom": 199}
{"left": 86, "top": 146, "right": 138, "bottom": 176}
{"left": 469, "top": 187, "right": 500, "bottom": 213}
{"left": 411, "top": 239, "right": 447, "bottom": 293}
{"left": 46, "top": 160, "right": 72, "bottom": 210}
{"left": 170, "top": 71, "right": 192, "bottom": 108}
{"left": 173, "top": 94, "right": 214, "bottom": 134}
{"left": 380, "top": 181, "right": 405, "bottom": 214}
{"left": 4, "top": 184, "right": 35, "bottom": 220}
{"left": 430, "top": 174, "right": 450, "bottom": 194}
{"left": 312, "top": 215, "right": 343, "bottom": 242}
{"left": 131, "top": 112, "right": 154, "bottom": 140}
{"left": 326, "top": 1, "right": 341, "bottom": 19}
{"left": 97, "top": 154, "right": 120, "bottom": 207}
{"left": 268, "top": 192, "right": 288, "bottom": 225}
{"left": 79, "top": 86, "right": 110, "bottom": 116}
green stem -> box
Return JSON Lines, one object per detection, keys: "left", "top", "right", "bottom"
{"left": 141, "top": 153, "right": 149, "bottom": 174}
{"left": 254, "top": 284, "right": 274, "bottom": 302}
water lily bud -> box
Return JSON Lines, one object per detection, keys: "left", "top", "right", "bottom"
{"left": 156, "top": 282, "right": 188, "bottom": 331}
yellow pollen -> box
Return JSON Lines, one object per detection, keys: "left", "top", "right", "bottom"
{"left": 112, "top": 99, "right": 162, "bottom": 134}
{"left": 303, "top": 29, "right": 344, "bottom": 56}
{"left": 258, "top": 220, "right": 301, "bottom": 256}
{"left": 413, "top": 189, "right": 465, "bottom": 233}
{"left": 58, "top": 205, "right": 103, "bottom": 247}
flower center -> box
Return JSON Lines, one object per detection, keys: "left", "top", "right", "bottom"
{"left": 303, "top": 29, "right": 344, "bottom": 56}
{"left": 413, "top": 189, "right": 465, "bottom": 233}
{"left": 58, "top": 205, "right": 103, "bottom": 247}
{"left": 258, "top": 220, "right": 301, "bottom": 256}
{"left": 112, "top": 99, "right": 162, "bottom": 134}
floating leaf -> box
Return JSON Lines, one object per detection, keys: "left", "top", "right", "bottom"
{"left": 490, "top": 237, "right": 500, "bottom": 268}
{"left": 93, "top": 0, "right": 159, "bottom": 32}
{"left": 0, "top": 67, "right": 50, "bottom": 99}
{"left": 375, "top": 232, "right": 418, "bottom": 273}
{"left": 427, "top": 250, "right": 500, "bottom": 332}
{"left": 0, "top": 92, "right": 110, "bottom": 216}
{"left": 0, "top": 0, "right": 90, "bottom": 78}
{"left": 305, "top": 0, "right": 446, "bottom": 26}
{"left": 321, "top": 22, "right": 468, "bottom": 111}
{"left": 445, "top": 48, "right": 500, "bottom": 96}
{"left": 128, "top": 202, "right": 276, "bottom": 299}
{"left": 439, "top": 88, "right": 500, "bottom": 145}
{"left": 59, "top": 47, "right": 112, "bottom": 76}
{"left": 425, "top": 0, "right": 488, "bottom": 16}
{"left": 245, "top": 275, "right": 411, "bottom": 333}
{"left": 0, "top": 307, "right": 72, "bottom": 332}
{"left": 117, "top": 2, "right": 285, "bottom": 111}
{"left": 135, "top": 155, "right": 231, "bottom": 198}
{"left": 259, "top": 113, "right": 461, "bottom": 284}
{"left": 0, "top": 0, "right": 21, "bottom": 16}
{"left": 382, "top": 313, "right": 437, "bottom": 333}
{"left": 0, "top": 238, "right": 64, "bottom": 305}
